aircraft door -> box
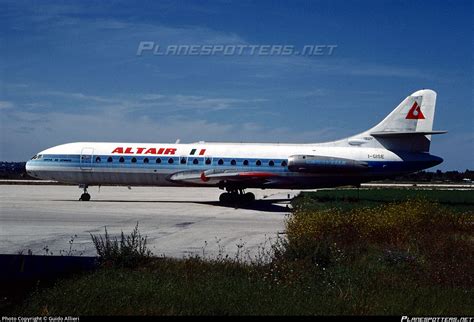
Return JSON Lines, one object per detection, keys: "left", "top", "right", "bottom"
{"left": 80, "top": 147, "right": 94, "bottom": 170}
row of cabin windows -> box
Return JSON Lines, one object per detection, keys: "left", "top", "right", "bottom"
{"left": 94, "top": 156, "right": 288, "bottom": 167}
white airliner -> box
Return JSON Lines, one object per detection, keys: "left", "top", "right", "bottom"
{"left": 26, "top": 89, "right": 445, "bottom": 202}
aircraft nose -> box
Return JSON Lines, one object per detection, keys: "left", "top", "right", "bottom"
{"left": 25, "top": 160, "right": 33, "bottom": 175}
{"left": 25, "top": 160, "right": 40, "bottom": 179}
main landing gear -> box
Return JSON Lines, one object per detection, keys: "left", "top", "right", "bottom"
{"left": 79, "top": 185, "right": 91, "bottom": 201}
{"left": 219, "top": 188, "right": 255, "bottom": 204}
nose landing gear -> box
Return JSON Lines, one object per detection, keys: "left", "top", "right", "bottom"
{"left": 79, "top": 185, "right": 91, "bottom": 201}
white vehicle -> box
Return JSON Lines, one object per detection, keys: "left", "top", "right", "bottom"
{"left": 26, "top": 89, "right": 445, "bottom": 202}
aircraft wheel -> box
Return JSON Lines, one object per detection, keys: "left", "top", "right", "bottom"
{"left": 244, "top": 192, "right": 255, "bottom": 202}
{"left": 80, "top": 193, "right": 91, "bottom": 201}
{"left": 219, "top": 193, "right": 230, "bottom": 203}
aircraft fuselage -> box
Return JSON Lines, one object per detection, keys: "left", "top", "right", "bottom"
{"left": 26, "top": 142, "right": 442, "bottom": 189}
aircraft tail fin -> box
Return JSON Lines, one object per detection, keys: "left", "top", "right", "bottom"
{"left": 350, "top": 89, "right": 446, "bottom": 152}
{"left": 369, "top": 89, "right": 437, "bottom": 134}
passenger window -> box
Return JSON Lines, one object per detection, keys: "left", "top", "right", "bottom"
{"left": 119, "top": 157, "right": 124, "bottom": 163}
{"left": 281, "top": 160, "right": 287, "bottom": 167}
{"left": 95, "top": 157, "right": 101, "bottom": 163}
{"left": 205, "top": 158, "right": 211, "bottom": 165}
{"left": 218, "top": 159, "right": 224, "bottom": 165}
{"left": 180, "top": 158, "right": 186, "bottom": 164}
{"left": 156, "top": 158, "right": 162, "bottom": 164}
{"left": 144, "top": 158, "right": 149, "bottom": 164}
{"left": 230, "top": 159, "right": 236, "bottom": 166}
{"left": 193, "top": 158, "right": 199, "bottom": 165}
{"left": 168, "top": 158, "right": 174, "bottom": 164}
{"left": 131, "top": 157, "right": 137, "bottom": 163}
{"left": 107, "top": 157, "right": 113, "bottom": 163}
{"left": 269, "top": 160, "right": 274, "bottom": 166}
{"left": 256, "top": 160, "right": 261, "bottom": 166}
{"left": 243, "top": 160, "right": 249, "bottom": 166}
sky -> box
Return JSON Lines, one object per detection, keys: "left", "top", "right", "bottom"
{"left": 0, "top": 0, "right": 472, "bottom": 170}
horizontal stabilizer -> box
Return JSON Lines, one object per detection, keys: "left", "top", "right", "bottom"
{"left": 344, "top": 89, "right": 443, "bottom": 152}
{"left": 371, "top": 130, "right": 447, "bottom": 137}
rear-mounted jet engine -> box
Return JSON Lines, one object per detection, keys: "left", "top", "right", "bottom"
{"left": 288, "top": 155, "right": 368, "bottom": 173}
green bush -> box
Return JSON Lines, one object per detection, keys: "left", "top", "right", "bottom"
{"left": 278, "top": 199, "right": 473, "bottom": 287}
{"left": 90, "top": 223, "right": 152, "bottom": 268}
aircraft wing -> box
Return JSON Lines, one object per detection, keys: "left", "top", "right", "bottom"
{"left": 168, "top": 169, "right": 279, "bottom": 186}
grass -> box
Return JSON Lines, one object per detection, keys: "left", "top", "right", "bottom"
{"left": 294, "top": 188, "right": 474, "bottom": 212}
{"left": 10, "top": 189, "right": 474, "bottom": 315}
{"left": 14, "top": 256, "right": 473, "bottom": 315}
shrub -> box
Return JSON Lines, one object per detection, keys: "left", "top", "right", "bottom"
{"left": 90, "top": 223, "right": 153, "bottom": 268}
{"left": 279, "top": 199, "right": 473, "bottom": 287}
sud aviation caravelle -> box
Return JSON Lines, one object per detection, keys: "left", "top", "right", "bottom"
{"left": 26, "top": 89, "right": 445, "bottom": 202}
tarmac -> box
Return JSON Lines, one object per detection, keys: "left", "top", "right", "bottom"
{"left": 0, "top": 185, "right": 299, "bottom": 259}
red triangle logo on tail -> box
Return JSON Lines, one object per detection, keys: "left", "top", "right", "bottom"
{"left": 406, "top": 102, "right": 425, "bottom": 119}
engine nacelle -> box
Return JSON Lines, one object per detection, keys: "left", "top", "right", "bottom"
{"left": 288, "top": 155, "right": 368, "bottom": 173}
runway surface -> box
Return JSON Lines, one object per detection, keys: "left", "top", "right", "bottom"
{"left": 0, "top": 185, "right": 299, "bottom": 259}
